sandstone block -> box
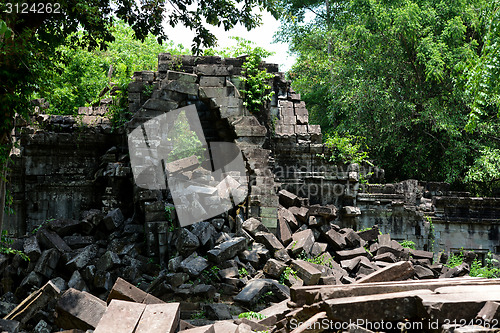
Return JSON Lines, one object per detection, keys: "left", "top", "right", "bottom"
{"left": 55, "top": 288, "right": 107, "bottom": 330}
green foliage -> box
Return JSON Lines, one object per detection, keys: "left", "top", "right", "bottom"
{"left": 399, "top": 240, "right": 416, "bottom": 250}
{"left": 240, "top": 53, "right": 275, "bottom": 114}
{"left": 426, "top": 216, "right": 436, "bottom": 252}
{"left": 322, "top": 133, "right": 372, "bottom": 166}
{"left": 204, "top": 37, "right": 274, "bottom": 59}
{"left": 279, "top": 266, "right": 297, "bottom": 285}
{"left": 464, "top": 147, "right": 500, "bottom": 196}
{"left": 165, "top": 110, "right": 206, "bottom": 163}
{"left": 1, "top": 230, "right": 29, "bottom": 261}
{"left": 31, "top": 218, "right": 54, "bottom": 235}
{"left": 447, "top": 250, "right": 500, "bottom": 278}
{"left": 238, "top": 267, "right": 248, "bottom": 277}
{"left": 190, "top": 310, "right": 206, "bottom": 320}
{"left": 278, "top": 0, "right": 500, "bottom": 194}
{"left": 34, "top": 22, "right": 189, "bottom": 116}
{"left": 164, "top": 205, "right": 177, "bottom": 232}
{"left": 238, "top": 311, "right": 266, "bottom": 320}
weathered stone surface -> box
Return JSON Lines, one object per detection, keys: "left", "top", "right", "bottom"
{"left": 135, "top": 303, "right": 181, "bottom": 333}
{"left": 335, "top": 247, "right": 370, "bottom": 261}
{"left": 279, "top": 190, "right": 298, "bottom": 207}
{"left": 308, "top": 204, "right": 337, "bottom": 218}
{"left": 5, "top": 281, "right": 60, "bottom": 325}
{"left": 242, "top": 218, "right": 269, "bottom": 237}
{"left": 288, "top": 207, "right": 308, "bottom": 225}
{"left": 66, "top": 245, "right": 98, "bottom": 271}
{"left": 287, "top": 229, "right": 315, "bottom": 255}
{"left": 34, "top": 248, "right": 60, "bottom": 278}
{"left": 181, "top": 324, "right": 215, "bottom": 333}
{"left": 191, "top": 221, "right": 216, "bottom": 247}
{"left": 356, "top": 226, "right": 379, "bottom": 242}
{"left": 68, "top": 270, "right": 88, "bottom": 291}
{"left": 290, "top": 260, "right": 322, "bottom": 285}
{"left": 37, "top": 228, "right": 72, "bottom": 252}
{"left": 323, "top": 228, "right": 347, "bottom": 251}
{"left": 181, "top": 252, "right": 209, "bottom": 276}
{"left": 234, "top": 279, "right": 289, "bottom": 305}
{"left": 96, "top": 250, "right": 121, "bottom": 271}
{"left": 343, "top": 206, "right": 361, "bottom": 217}
{"left": 23, "top": 236, "right": 41, "bottom": 261}
{"left": 55, "top": 288, "right": 107, "bottom": 330}
{"left": 357, "top": 261, "right": 415, "bottom": 283}
{"left": 204, "top": 303, "right": 232, "bottom": 320}
{"left": 477, "top": 301, "right": 500, "bottom": 322}
{"left": 176, "top": 228, "right": 200, "bottom": 254}
{"left": 263, "top": 259, "right": 287, "bottom": 279}
{"left": 94, "top": 300, "right": 145, "bottom": 333}
{"left": 255, "top": 232, "right": 284, "bottom": 252}
{"left": 207, "top": 237, "right": 247, "bottom": 263}
{"left": 324, "top": 290, "right": 434, "bottom": 322}
{"left": 102, "top": 208, "right": 124, "bottom": 231}
{"left": 107, "top": 277, "right": 163, "bottom": 304}
{"left": 0, "top": 319, "right": 20, "bottom": 333}
{"left": 414, "top": 265, "right": 435, "bottom": 279}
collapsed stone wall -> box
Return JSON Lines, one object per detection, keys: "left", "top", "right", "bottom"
{"left": 4, "top": 54, "right": 500, "bottom": 256}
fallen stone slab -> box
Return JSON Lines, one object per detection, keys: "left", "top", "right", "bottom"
{"left": 356, "top": 226, "right": 379, "bottom": 242}
{"left": 5, "top": 281, "right": 60, "bottom": 325}
{"left": 242, "top": 218, "right": 269, "bottom": 237}
{"left": 323, "top": 228, "right": 347, "bottom": 251}
{"left": 93, "top": 300, "right": 146, "bottom": 333}
{"left": 409, "top": 249, "right": 434, "bottom": 261}
{"left": 263, "top": 259, "right": 287, "bottom": 279}
{"left": 290, "top": 311, "right": 328, "bottom": 333}
{"left": 213, "top": 321, "right": 239, "bottom": 333}
{"left": 414, "top": 265, "right": 435, "bottom": 279}
{"left": 207, "top": 237, "right": 247, "bottom": 263}
{"left": 204, "top": 303, "right": 232, "bottom": 320}
{"left": 234, "top": 279, "right": 290, "bottom": 306}
{"left": 335, "top": 247, "right": 370, "bottom": 261}
{"left": 476, "top": 301, "right": 500, "bottom": 322}
{"left": 288, "top": 207, "right": 308, "bottom": 225}
{"left": 308, "top": 205, "right": 337, "bottom": 219}
{"left": 292, "top": 277, "right": 497, "bottom": 306}
{"left": 36, "top": 228, "right": 72, "bottom": 253}
{"left": 277, "top": 209, "right": 293, "bottom": 246}
{"left": 418, "top": 287, "right": 500, "bottom": 323}
{"left": 454, "top": 325, "right": 499, "bottom": 333}
{"left": 55, "top": 288, "right": 107, "bottom": 330}
{"left": 180, "top": 324, "right": 215, "bottom": 333}
{"left": 0, "top": 319, "right": 20, "bottom": 333}
{"left": 287, "top": 229, "right": 315, "bottom": 255}
{"left": 135, "top": 303, "right": 180, "bottom": 333}
{"left": 279, "top": 190, "right": 298, "bottom": 207}
{"left": 324, "top": 290, "right": 434, "bottom": 322}
{"left": 357, "top": 261, "right": 414, "bottom": 284}
{"left": 107, "top": 277, "right": 163, "bottom": 304}
{"left": 291, "top": 260, "right": 322, "bottom": 286}
{"left": 255, "top": 232, "right": 284, "bottom": 252}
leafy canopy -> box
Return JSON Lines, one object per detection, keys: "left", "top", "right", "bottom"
{"left": 278, "top": 0, "right": 500, "bottom": 195}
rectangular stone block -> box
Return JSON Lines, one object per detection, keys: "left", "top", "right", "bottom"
{"left": 55, "top": 288, "right": 107, "bottom": 330}
{"left": 135, "top": 303, "right": 180, "bottom": 333}
{"left": 357, "top": 261, "right": 414, "bottom": 284}
{"left": 166, "top": 70, "right": 197, "bottom": 83}
{"left": 291, "top": 260, "right": 322, "bottom": 285}
{"left": 325, "top": 290, "right": 434, "bottom": 322}
{"left": 5, "top": 281, "right": 60, "bottom": 325}
{"left": 200, "top": 76, "right": 226, "bottom": 86}
{"left": 107, "top": 277, "right": 164, "bottom": 305}
{"left": 94, "top": 300, "right": 146, "bottom": 333}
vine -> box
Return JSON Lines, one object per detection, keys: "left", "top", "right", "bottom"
{"left": 240, "top": 54, "right": 275, "bottom": 114}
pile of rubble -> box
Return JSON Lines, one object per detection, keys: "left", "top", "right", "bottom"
{"left": 2, "top": 188, "right": 496, "bottom": 332}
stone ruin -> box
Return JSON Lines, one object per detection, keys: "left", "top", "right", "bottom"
{"left": 1, "top": 54, "right": 500, "bottom": 332}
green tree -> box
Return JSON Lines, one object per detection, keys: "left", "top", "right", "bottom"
{"left": 278, "top": 0, "right": 500, "bottom": 194}
{"left": 0, "top": 0, "right": 280, "bottom": 232}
